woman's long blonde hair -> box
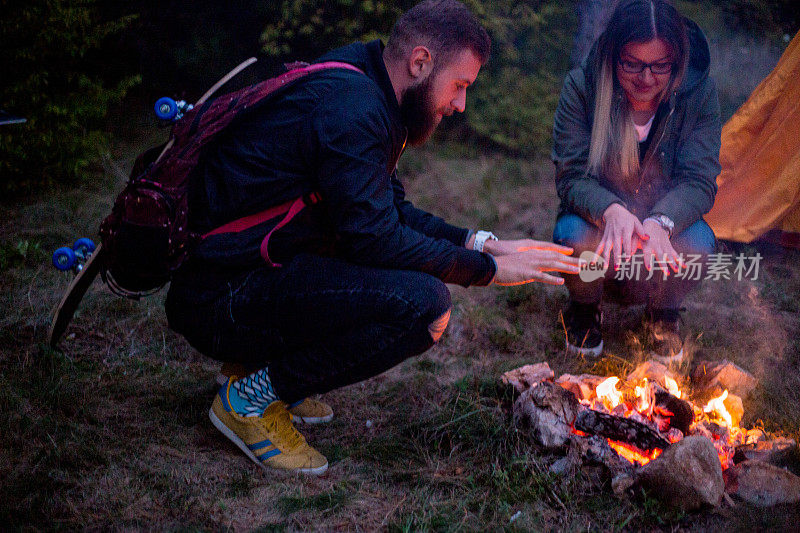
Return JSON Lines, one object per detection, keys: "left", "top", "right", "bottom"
{"left": 587, "top": 0, "right": 689, "bottom": 189}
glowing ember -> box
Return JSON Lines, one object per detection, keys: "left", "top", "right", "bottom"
{"left": 704, "top": 390, "right": 733, "bottom": 428}
{"left": 664, "top": 376, "right": 682, "bottom": 399}
{"left": 607, "top": 439, "right": 662, "bottom": 466}
{"left": 596, "top": 377, "right": 623, "bottom": 410}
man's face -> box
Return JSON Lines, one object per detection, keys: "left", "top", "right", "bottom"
{"left": 400, "top": 48, "right": 482, "bottom": 146}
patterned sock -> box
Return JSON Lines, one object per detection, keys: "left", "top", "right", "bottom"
{"left": 228, "top": 367, "right": 279, "bottom": 417}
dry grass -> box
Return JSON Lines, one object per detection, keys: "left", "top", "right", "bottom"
{"left": 1, "top": 133, "right": 799, "bottom": 530}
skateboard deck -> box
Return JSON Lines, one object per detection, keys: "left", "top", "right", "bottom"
{"left": 49, "top": 243, "right": 105, "bottom": 347}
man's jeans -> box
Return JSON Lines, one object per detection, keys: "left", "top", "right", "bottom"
{"left": 165, "top": 254, "right": 450, "bottom": 404}
{"left": 553, "top": 213, "right": 716, "bottom": 309}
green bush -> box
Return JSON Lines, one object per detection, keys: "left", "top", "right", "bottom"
{"left": 465, "top": 0, "right": 575, "bottom": 156}
{"left": 720, "top": 0, "right": 799, "bottom": 35}
{"left": 0, "top": 0, "right": 139, "bottom": 196}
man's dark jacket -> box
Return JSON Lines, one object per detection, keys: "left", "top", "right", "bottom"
{"left": 185, "top": 40, "right": 495, "bottom": 287}
{"left": 552, "top": 19, "right": 722, "bottom": 236}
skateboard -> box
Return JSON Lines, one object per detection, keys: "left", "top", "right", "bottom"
{"left": 49, "top": 239, "right": 104, "bottom": 346}
{"left": 46, "top": 57, "right": 258, "bottom": 348}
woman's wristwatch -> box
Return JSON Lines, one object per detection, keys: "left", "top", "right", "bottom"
{"left": 473, "top": 230, "right": 499, "bottom": 252}
{"left": 645, "top": 214, "right": 675, "bottom": 238}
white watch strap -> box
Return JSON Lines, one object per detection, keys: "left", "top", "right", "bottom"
{"left": 473, "top": 230, "right": 498, "bottom": 252}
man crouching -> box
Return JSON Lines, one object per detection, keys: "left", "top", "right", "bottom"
{"left": 165, "top": 0, "right": 580, "bottom": 475}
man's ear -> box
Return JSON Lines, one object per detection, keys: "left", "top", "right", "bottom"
{"left": 408, "top": 46, "right": 433, "bottom": 79}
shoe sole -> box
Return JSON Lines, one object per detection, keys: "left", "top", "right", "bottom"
{"left": 649, "top": 347, "right": 684, "bottom": 365}
{"left": 566, "top": 339, "right": 604, "bottom": 358}
{"left": 208, "top": 407, "right": 328, "bottom": 476}
{"left": 292, "top": 413, "right": 334, "bottom": 424}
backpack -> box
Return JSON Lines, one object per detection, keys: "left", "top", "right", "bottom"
{"left": 99, "top": 59, "right": 363, "bottom": 298}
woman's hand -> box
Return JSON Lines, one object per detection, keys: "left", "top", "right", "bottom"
{"left": 641, "top": 219, "right": 683, "bottom": 273}
{"left": 492, "top": 246, "right": 582, "bottom": 286}
{"left": 596, "top": 203, "right": 650, "bottom": 267}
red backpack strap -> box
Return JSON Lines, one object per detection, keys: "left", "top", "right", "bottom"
{"left": 202, "top": 192, "right": 322, "bottom": 267}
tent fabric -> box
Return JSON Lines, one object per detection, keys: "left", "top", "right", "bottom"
{"left": 705, "top": 31, "right": 800, "bottom": 243}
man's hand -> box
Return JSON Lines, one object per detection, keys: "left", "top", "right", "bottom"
{"left": 492, "top": 245, "right": 582, "bottom": 286}
{"left": 484, "top": 238, "right": 569, "bottom": 257}
{"left": 596, "top": 203, "right": 650, "bottom": 267}
{"left": 641, "top": 219, "right": 683, "bottom": 273}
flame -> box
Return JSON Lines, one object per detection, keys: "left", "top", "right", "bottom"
{"left": 607, "top": 439, "right": 663, "bottom": 466}
{"left": 596, "top": 377, "right": 623, "bottom": 410}
{"left": 664, "top": 376, "right": 682, "bottom": 399}
{"left": 634, "top": 378, "right": 650, "bottom": 411}
{"left": 704, "top": 390, "right": 733, "bottom": 428}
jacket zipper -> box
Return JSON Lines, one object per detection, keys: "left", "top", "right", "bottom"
{"left": 635, "top": 95, "right": 676, "bottom": 193}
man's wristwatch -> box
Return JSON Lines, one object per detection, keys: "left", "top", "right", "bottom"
{"left": 646, "top": 214, "right": 675, "bottom": 238}
{"left": 473, "top": 230, "right": 498, "bottom": 252}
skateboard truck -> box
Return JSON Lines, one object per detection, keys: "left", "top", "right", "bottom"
{"left": 52, "top": 238, "right": 96, "bottom": 274}
{"left": 154, "top": 97, "right": 193, "bottom": 122}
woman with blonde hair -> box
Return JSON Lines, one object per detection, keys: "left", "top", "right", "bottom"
{"left": 552, "top": 0, "right": 720, "bottom": 359}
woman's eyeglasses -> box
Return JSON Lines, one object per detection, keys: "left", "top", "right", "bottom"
{"left": 618, "top": 59, "right": 674, "bottom": 75}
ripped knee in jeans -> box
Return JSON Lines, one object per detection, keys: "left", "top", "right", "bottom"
{"left": 427, "top": 308, "right": 451, "bottom": 342}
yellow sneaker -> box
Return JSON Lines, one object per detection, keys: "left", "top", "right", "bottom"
{"left": 209, "top": 378, "right": 328, "bottom": 475}
{"left": 288, "top": 398, "right": 334, "bottom": 424}
{"left": 216, "top": 363, "right": 334, "bottom": 424}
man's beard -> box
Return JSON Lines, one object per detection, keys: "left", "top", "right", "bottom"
{"left": 399, "top": 73, "right": 439, "bottom": 147}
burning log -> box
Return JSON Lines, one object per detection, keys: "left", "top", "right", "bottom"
{"left": 654, "top": 390, "right": 693, "bottom": 435}
{"left": 513, "top": 381, "right": 579, "bottom": 450}
{"left": 575, "top": 409, "right": 670, "bottom": 451}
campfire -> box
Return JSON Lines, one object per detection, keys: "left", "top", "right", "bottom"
{"left": 503, "top": 360, "right": 800, "bottom": 510}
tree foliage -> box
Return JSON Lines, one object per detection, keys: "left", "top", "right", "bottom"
{"left": 0, "top": 0, "right": 139, "bottom": 195}
{"left": 258, "top": 0, "right": 575, "bottom": 156}
{"left": 721, "top": 0, "right": 799, "bottom": 35}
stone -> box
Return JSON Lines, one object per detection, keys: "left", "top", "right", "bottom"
{"left": 612, "top": 472, "right": 637, "bottom": 497}
{"left": 626, "top": 361, "right": 679, "bottom": 391}
{"left": 549, "top": 456, "right": 575, "bottom": 476}
{"left": 555, "top": 373, "right": 606, "bottom": 401}
{"left": 724, "top": 460, "right": 800, "bottom": 506}
{"left": 735, "top": 438, "right": 799, "bottom": 468}
{"left": 636, "top": 435, "right": 724, "bottom": 511}
{"left": 502, "top": 362, "right": 554, "bottom": 393}
{"left": 513, "top": 382, "right": 578, "bottom": 450}
{"left": 692, "top": 359, "right": 757, "bottom": 399}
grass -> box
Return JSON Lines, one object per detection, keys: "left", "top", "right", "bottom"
{"left": 2, "top": 10, "right": 799, "bottom": 532}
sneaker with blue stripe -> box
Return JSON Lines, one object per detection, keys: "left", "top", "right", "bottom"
{"left": 216, "top": 363, "right": 334, "bottom": 424}
{"left": 209, "top": 378, "right": 328, "bottom": 475}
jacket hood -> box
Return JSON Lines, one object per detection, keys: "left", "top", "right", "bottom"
{"left": 582, "top": 17, "right": 712, "bottom": 97}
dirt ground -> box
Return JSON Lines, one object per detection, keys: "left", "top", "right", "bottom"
{"left": 1, "top": 140, "right": 799, "bottom": 530}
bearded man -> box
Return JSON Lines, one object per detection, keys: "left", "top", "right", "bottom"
{"left": 165, "top": 0, "right": 581, "bottom": 474}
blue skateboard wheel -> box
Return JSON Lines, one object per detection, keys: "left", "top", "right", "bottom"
{"left": 154, "top": 97, "right": 178, "bottom": 121}
{"left": 53, "top": 247, "right": 76, "bottom": 271}
{"left": 72, "top": 237, "right": 96, "bottom": 258}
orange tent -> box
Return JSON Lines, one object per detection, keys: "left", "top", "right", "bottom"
{"left": 705, "top": 31, "right": 800, "bottom": 245}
